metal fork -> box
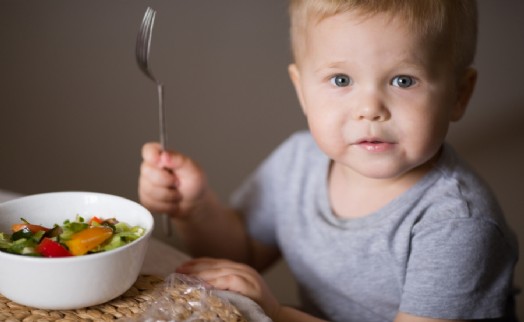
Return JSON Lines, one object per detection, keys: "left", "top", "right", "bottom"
{"left": 136, "top": 7, "right": 167, "bottom": 149}
{"left": 136, "top": 7, "right": 172, "bottom": 236}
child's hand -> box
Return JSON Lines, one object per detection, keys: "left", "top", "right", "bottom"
{"left": 138, "top": 142, "right": 208, "bottom": 218}
{"left": 176, "top": 258, "right": 281, "bottom": 319}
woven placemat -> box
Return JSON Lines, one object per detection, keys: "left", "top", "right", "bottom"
{"left": 0, "top": 275, "right": 164, "bottom": 322}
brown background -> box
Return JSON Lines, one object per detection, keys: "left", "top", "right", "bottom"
{"left": 1, "top": 0, "right": 523, "bottom": 317}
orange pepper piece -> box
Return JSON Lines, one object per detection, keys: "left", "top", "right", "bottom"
{"left": 65, "top": 226, "right": 113, "bottom": 256}
{"left": 12, "top": 223, "right": 50, "bottom": 233}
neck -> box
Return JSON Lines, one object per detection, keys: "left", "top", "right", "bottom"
{"left": 328, "top": 152, "right": 440, "bottom": 219}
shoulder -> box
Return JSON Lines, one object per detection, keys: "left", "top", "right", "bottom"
{"left": 274, "top": 130, "right": 320, "bottom": 156}
{"left": 410, "top": 143, "right": 518, "bottom": 249}
{"left": 263, "top": 130, "right": 326, "bottom": 173}
{"left": 232, "top": 130, "right": 326, "bottom": 199}
{"left": 402, "top": 179, "right": 517, "bottom": 319}
{"left": 419, "top": 144, "right": 503, "bottom": 221}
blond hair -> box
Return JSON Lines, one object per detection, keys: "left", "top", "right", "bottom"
{"left": 289, "top": 0, "right": 477, "bottom": 73}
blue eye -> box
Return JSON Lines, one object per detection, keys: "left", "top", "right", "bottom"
{"left": 330, "top": 74, "right": 351, "bottom": 87}
{"left": 391, "top": 75, "right": 415, "bottom": 88}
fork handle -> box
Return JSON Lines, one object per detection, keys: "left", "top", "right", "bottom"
{"left": 157, "top": 83, "right": 167, "bottom": 150}
{"left": 156, "top": 83, "right": 171, "bottom": 236}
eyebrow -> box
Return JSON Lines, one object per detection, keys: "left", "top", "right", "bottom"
{"left": 313, "top": 61, "right": 349, "bottom": 74}
{"left": 314, "top": 57, "right": 430, "bottom": 75}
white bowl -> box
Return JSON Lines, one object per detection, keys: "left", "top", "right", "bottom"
{"left": 0, "top": 191, "right": 154, "bottom": 310}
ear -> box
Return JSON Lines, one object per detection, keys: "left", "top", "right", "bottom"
{"left": 450, "top": 67, "right": 477, "bottom": 122}
{"left": 288, "top": 64, "right": 307, "bottom": 115}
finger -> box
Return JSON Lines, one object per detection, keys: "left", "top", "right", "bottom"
{"left": 158, "top": 152, "right": 202, "bottom": 191}
{"left": 204, "top": 273, "right": 258, "bottom": 295}
{"left": 176, "top": 258, "right": 242, "bottom": 273}
{"left": 142, "top": 142, "right": 193, "bottom": 174}
{"left": 138, "top": 172, "right": 182, "bottom": 212}
{"left": 140, "top": 162, "right": 178, "bottom": 187}
{"left": 191, "top": 266, "right": 255, "bottom": 283}
{"left": 176, "top": 259, "right": 258, "bottom": 283}
{"left": 160, "top": 151, "right": 199, "bottom": 172}
{"left": 187, "top": 267, "right": 264, "bottom": 302}
{"left": 138, "top": 179, "right": 181, "bottom": 204}
{"left": 142, "top": 142, "right": 163, "bottom": 163}
{"left": 139, "top": 190, "right": 180, "bottom": 214}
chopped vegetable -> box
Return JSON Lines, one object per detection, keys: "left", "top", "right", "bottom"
{"left": 45, "top": 225, "right": 63, "bottom": 238}
{"left": 36, "top": 238, "right": 72, "bottom": 257}
{"left": 59, "top": 216, "right": 89, "bottom": 240}
{"left": 11, "top": 227, "right": 34, "bottom": 241}
{"left": 0, "top": 216, "right": 145, "bottom": 258}
{"left": 88, "top": 216, "right": 103, "bottom": 225}
{"left": 12, "top": 222, "right": 49, "bottom": 234}
{"left": 97, "top": 222, "right": 145, "bottom": 252}
{"left": 65, "top": 226, "right": 113, "bottom": 256}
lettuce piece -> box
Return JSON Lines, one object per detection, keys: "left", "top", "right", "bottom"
{"left": 0, "top": 232, "right": 12, "bottom": 251}
{"left": 59, "top": 216, "right": 89, "bottom": 241}
{"left": 90, "top": 223, "right": 145, "bottom": 253}
{"left": 0, "top": 230, "right": 44, "bottom": 256}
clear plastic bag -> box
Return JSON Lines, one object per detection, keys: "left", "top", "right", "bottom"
{"left": 121, "top": 273, "right": 249, "bottom": 322}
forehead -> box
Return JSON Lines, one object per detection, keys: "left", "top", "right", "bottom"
{"left": 304, "top": 12, "right": 436, "bottom": 68}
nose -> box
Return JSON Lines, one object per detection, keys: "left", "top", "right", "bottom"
{"left": 351, "top": 91, "right": 390, "bottom": 122}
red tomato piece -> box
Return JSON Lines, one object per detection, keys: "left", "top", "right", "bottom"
{"left": 88, "top": 216, "right": 103, "bottom": 225}
{"left": 36, "top": 238, "right": 72, "bottom": 257}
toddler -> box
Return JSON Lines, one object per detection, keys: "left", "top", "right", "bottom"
{"left": 138, "top": 1, "right": 518, "bottom": 321}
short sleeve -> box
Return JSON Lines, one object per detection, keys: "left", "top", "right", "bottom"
{"left": 230, "top": 133, "right": 304, "bottom": 246}
{"left": 230, "top": 163, "right": 278, "bottom": 246}
{"left": 400, "top": 215, "right": 516, "bottom": 319}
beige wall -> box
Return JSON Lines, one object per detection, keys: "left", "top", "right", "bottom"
{"left": 1, "top": 1, "right": 523, "bottom": 317}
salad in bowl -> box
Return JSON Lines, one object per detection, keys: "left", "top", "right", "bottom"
{"left": 0, "top": 191, "right": 154, "bottom": 310}
{"left": 1, "top": 215, "right": 145, "bottom": 257}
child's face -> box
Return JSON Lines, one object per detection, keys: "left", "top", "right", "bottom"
{"left": 289, "top": 11, "right": 474, "bottom": 180}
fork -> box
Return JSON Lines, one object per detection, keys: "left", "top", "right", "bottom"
{"left": 136, "top": 7, "right": 172, "bottom": 236}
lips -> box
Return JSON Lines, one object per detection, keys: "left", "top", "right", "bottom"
{"left": 355, "top": 138, "right": 394, "bottom": 152}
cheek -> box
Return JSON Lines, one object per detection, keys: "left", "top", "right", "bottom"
{"left": 304, "top": 89, "right": 350, "bottom": 127}
{"left": 305, "top": 109, "right": 347, "bottom": 154}
{"left": 401, "top": 108, "right": 450, "bottom": 157}
{"left": 309, "top": 116, "right": 347, "bottom": 159}
{"left": 307, "top": 94, "right": 348, "bottom": 129}
{"left": 303, "top": 95, "right": 335, "bottom": 133}
{"left": 307, "top": 112, "right": 336, "bottom": 143}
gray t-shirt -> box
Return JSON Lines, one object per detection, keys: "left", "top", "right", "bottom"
{"left": 231, "top": 131, "right": 518, "bottom": 322}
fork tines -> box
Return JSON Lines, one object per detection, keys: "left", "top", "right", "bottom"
{"left": 136, "top": 7, "right": 157, "bottom": 82}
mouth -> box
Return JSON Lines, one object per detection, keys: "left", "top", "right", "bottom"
{"left": 355, "top": 138, "right": 394, "bottom": 152}
{"left": 359, "top": 139, "right": 385, "bottom": 144}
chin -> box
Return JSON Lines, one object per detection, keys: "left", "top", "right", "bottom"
{"left": 353, "top": 163, "right": 417, "bottom": 180}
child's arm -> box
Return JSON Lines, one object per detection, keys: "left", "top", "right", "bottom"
{"left": 171, "top": 191, "right": 279, "bottom": 267}
{"left": 394, "top": 312, "right": 467, "bottom": 322}
{"left": 177, "top": 258, "right": 328, "bottom": 322}
{"left": 138, "top": 142, "right": 279, "bottom": 268}
{"left": 178, "top": 258, "right": 470, "bottom": 322}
